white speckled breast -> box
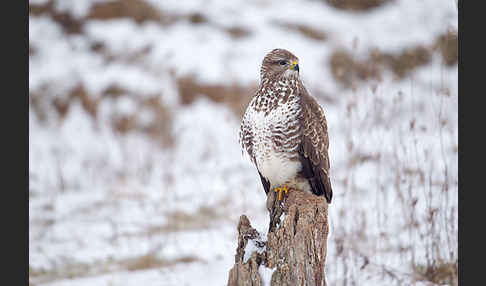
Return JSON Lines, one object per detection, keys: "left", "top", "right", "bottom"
{"left": 240, "top": 78, "right": 304, "bottom": 188}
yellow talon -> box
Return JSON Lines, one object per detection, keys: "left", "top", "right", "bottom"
{"left": 274, "top": 185, "right": 289, "bottom": 201}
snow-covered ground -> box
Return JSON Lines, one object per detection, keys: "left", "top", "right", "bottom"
{"left": 29, "top": 0, "right": 458, "bottom": 285}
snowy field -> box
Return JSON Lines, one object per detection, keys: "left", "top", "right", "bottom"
{"left": 29, "top": 0, "right": 458, "bottom": 285}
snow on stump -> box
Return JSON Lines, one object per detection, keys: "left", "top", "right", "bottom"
{"left": 227, "top": 188, "right": 329, "bottom": 286}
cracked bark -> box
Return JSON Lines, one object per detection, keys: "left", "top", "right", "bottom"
{"left": 227, "top": 188, "right": 329, "bottom": 286}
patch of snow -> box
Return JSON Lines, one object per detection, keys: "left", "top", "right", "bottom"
{"left": 115, "top": 96, "right": 137, "bottom": 116}
{"left": 243, "top": 232, "right": 267, "bottom": 263}
{"left": 258, "top": 264, "right": 276, "bottom": 286}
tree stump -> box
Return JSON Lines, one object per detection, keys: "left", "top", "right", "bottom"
{"left": 227, "top": 188, "right": 329, "bottom": 286}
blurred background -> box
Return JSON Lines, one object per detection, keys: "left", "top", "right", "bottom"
{"left": 29, "top": 0, "right": 458, "bottom": 285}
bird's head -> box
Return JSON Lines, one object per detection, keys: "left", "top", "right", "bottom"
{"left": 260, "top": 48, "right": 300, "bottom": 82}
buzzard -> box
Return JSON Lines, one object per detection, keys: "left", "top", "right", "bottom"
{"left": 239, "top": 48, "right": 333, "bottom": 203}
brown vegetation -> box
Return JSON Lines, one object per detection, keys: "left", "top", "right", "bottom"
{"left": 29, "top": 0, "right": 175, "bottom": 33}
{"left": 274, "top": 21, "right": 327, "bottom": 41}
{"left": 413, "top": 260, "right": 458, "bottom": 285}
{"left": 373, "top": 46, "right": 432, "bottom": 79}
{"left": 187, "top": 12, "right": 208, "bottom": 24}
{"left": 225, "top": 26, "right": 252, "bottom": 39}
{"left": 177, "top": 75, "right": 256, "bottom": 118}
{"left": 29, "top": 0, "right": 83, "bottom": 34}
{"left": 329, "top": 31, "right": 459, "bottom": 88}
{"left": 105, "top": 88, "right": 174, "bottom": 147}
{"left": 435, "top": 29, "right": 458, "bottom": 66}
{"left": 139, "top": 96, "right": 174, "bottom": 147}
{"left": 87, "top": 0, "right": 163, "bottom": 23}
{"left": 330, "top": 49, "right": 382, "bottom": 89}
{"left": 30, "top": 83, "right": 174, "bottom": 147}
{"left": 29, "top": 84, "right": 98, "bottom": 122}
{"left": 30, "top": 252, "right": 200, "bottom": 284}
{"left": 122, "top": 254, "right": 200, "bottom": 271}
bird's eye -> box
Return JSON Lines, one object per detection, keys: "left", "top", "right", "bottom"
{"left": 278, "top": 60, "right": 287, "bottom": 66}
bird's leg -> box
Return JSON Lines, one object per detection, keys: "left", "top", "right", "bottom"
{"left": 273, "top": 184, "right": 289, "bottom": 201}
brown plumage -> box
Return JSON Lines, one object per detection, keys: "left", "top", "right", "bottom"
{"left": 239, "top": 48, "right": 333, "bottom": 203}
{"left": 298, "top": 89, "right": 332, "bottom": 203}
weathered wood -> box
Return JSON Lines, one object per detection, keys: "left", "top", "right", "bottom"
{"left": 227, "top": 188, "right": 329, "bottom": 286}
{"left": 227, "top": 215, "right": 265, "bottom": 286}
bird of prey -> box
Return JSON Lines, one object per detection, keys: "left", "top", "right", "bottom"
{"left": 239, "top": 48, "right": 332, "bottom": 203}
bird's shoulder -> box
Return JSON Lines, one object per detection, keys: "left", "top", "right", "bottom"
{"left": 298, "top": 87, "right": 329, "bottom": 157}
{"left": 299, "top": 87, "right": 327, "bottom": 128}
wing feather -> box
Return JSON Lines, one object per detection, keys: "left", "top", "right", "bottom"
{"left": 239, "top": 106, "right": 256, "bottom": 165}
{"left": 298, "top": 89, "right": 333, "bottom": 203}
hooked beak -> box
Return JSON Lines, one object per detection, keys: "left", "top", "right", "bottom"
{"left": 289, "top": 60, "right": 299, "bottom": 72}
